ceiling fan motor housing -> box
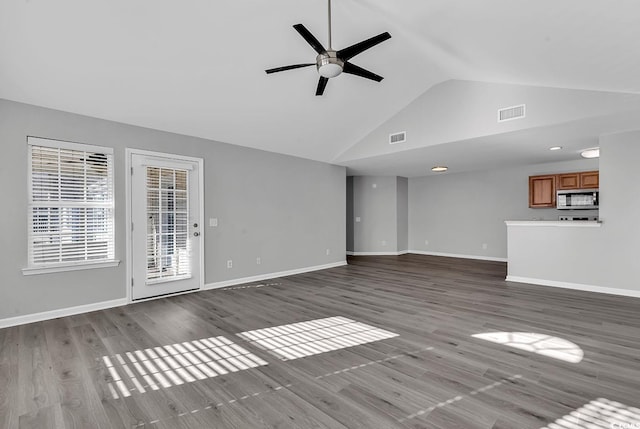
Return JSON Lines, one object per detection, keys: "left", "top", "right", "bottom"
{"left": 317, "top": 50, "right": 344, "bottom": 78}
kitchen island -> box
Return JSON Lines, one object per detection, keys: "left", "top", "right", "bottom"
{"left": 506, "top": 136, "right": 640, "bottom": 298}
{"left": 504, "top": 220, "right": 611, "bottom": 294}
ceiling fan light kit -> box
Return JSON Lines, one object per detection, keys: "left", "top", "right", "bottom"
{"left": 265, "top": 0, "right": 391, "bottom": 96}
{"left": 317, "top": 52, "right": 344, "bottom": 78}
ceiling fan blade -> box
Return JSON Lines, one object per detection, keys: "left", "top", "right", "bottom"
{"left": 265, "top": 63, "right": 315, "bottom": 74}
{"left": 316, "top": 77, "right": 329, "bottom": 96}
{"left": 337, "top": 32, "right": 391, "bottom": 61}
{"left": 293, "top": 24, "right": 327, "bottom": 55}
{"left": 342, "top": 62, "right": 384, "bottom": 82}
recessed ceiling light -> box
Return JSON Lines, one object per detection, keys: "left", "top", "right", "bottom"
{"left": 581, "top": 147, "right": 600, "bottom": 159}
{"left": 431, "top": 166, "right": 448, "bottom": 172}
{"left": 549, "top": 146, "right": 562, "bottom": 151}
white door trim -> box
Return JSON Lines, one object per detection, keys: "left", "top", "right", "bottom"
{"left": 125, "top": 148, "right": 205, "bottom": 303}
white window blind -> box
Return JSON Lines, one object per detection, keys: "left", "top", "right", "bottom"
{"left": 145, "top": 166, "right": 192, "bottom": 282}
{"left": 27, "top": 137, "right": 115, "bottom": 269}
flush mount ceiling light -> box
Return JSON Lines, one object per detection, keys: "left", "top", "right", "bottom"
{"left": 581, "top": 147, "right": 600, "bottom": 158}
{"left": 431, "top": 166, "right": 448, "bottom": 172}
{"left": 549, "top": 146, "right": 563, "bottom": 151}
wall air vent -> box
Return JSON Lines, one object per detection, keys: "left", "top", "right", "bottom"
{"left": 389, "top": 131, "right": 406, "bottom": 145}
{"left": 498, "top": 104, "right": 526, "bottom": 122}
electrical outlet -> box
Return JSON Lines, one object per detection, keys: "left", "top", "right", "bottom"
{"left": 209, "top": 218, "right": 218, "bottom": 227}
{"left": 482, "top": 243, "right": 488, "bottom": 250}
{"left": 256, "top": 257, "right": 261, "bottom": 265}
{"left": 326, "top": 249, "right": 330, "bottom": 255}
{"left": 227, "top": 260, "right": 233, "bottom": 268}
{"left": 381, "top": 240, "right": 387, "bottom": 246}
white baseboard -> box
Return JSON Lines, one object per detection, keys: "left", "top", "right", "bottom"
{"left": 347, "top": 251, "right": 409, "bottom": 256}
{"left": 506, "top": 276, "right": 640, "bottom": 298}
{"left": 0, "top": 298, "right": 128, "bottom": 329}
{"left": 0, "top": 262, "right": 348, "bottom": 329}
{"left": 205, "top": 261, "right": 348, "bottom": 290}
{"left": 409, "top": 250, "right": 507, "bottom": 262}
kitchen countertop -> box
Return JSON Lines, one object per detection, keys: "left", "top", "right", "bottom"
{"left": 504, "top": 220, "right": 601, "bottom": 227}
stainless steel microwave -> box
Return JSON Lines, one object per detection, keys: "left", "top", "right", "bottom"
{"left": 557, "top": 189, "right": 599, "bottom": 210}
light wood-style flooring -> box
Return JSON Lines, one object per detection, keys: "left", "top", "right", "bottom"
{"left": 2, "top": 254, "right": 640, "bottom": 428}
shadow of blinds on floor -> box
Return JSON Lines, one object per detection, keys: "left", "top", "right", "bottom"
{"left": 102, "top": 336, "right": 268, "bottom": 399}
{"left": 237, "top": 316, "right": 399, "bottom": 361}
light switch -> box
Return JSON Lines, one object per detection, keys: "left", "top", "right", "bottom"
{"left": 209, "top": 218, "right": 218, "bottom": 227}
{"left": 355, "top": 217, "right": 361, "bottom": 222}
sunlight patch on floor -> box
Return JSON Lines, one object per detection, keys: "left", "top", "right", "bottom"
{"left": 236, "top": 316, "right": 399, "bottom": 361}
{"left": 541, "top": 398, "right": 640, "bottom": 429}
{"left": 102, "top": 336, "right": 268, "bottom": 399}
{"left": 472, "top": 331, "right": 584, "bottom": 363}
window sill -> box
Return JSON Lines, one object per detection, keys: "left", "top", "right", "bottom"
{"left": 22, "top": 260, "right": 121, "bottom": 276}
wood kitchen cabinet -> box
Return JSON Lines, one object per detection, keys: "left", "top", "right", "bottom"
{"left": 529, "top": 170, "right": 599, "bottom": 208}
{"left": 557, "top": 170, "right": 599, "bottom": 190}
{"left": 579, "top": 171, "right": 599, "bottom": 188}
{"left": 557, "top": 173, "right": 580, "bottom": 190}
{"left": 529, "top": 175, "right": 556, "bottom": 208}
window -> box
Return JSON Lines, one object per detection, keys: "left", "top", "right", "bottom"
{"left": 24, "top": 137, "right": 118, "bottom": 274}
{"left": 145, "top": 166, "right": 191, "bottom": 282}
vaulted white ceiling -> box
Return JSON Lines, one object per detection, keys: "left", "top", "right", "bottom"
{"left": 2, "top": 0, "right": 640, "bottom": 174}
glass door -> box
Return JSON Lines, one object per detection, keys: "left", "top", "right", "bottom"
{"left": 131, "top": 154, "right": 201, "bottom": 300}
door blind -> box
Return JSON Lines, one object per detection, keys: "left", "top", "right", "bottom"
{"left": 27, "top": 137, "right": 115, "bottom": 266}
{"left": 145, "top": 166, "right": 191, "bottom": 282}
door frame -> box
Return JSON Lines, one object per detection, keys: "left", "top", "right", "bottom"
{"left": 125, "top": 148, "right": 205, "bottom": 303}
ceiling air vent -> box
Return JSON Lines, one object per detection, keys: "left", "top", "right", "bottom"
{"left": 389, "top": 131, "right": 406, "bottom": 145}
{"left": 498, "top": 104, "right": 526, "bottom": 122}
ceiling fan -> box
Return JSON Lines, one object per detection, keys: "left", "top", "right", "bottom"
{"left": 265, "top": 0, "right": 391, "bottom": 96}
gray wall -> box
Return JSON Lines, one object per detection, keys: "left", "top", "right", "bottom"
{"left": 396, "top": 177, "right": 408, "bottom": 252}
{"left": 409, "top": 159, "right": 599, "bottom": 259}
{"left": 351, "top": 176, "right": 398, "bottom": 253}
{"left": 348, "top": 176, "right": 408, "bottom": 253}
{"left": 597, "top": 130, "right": 640, "bottom": 291}
{"left": 346, "top": 176, "right": 354, "bottom": 252}
{"left": 0, "top": 99, "right": 346, "bottom": 320}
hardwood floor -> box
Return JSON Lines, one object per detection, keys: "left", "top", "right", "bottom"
{"left": 2, "top": 254, "right": 640, "bottom": 428}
